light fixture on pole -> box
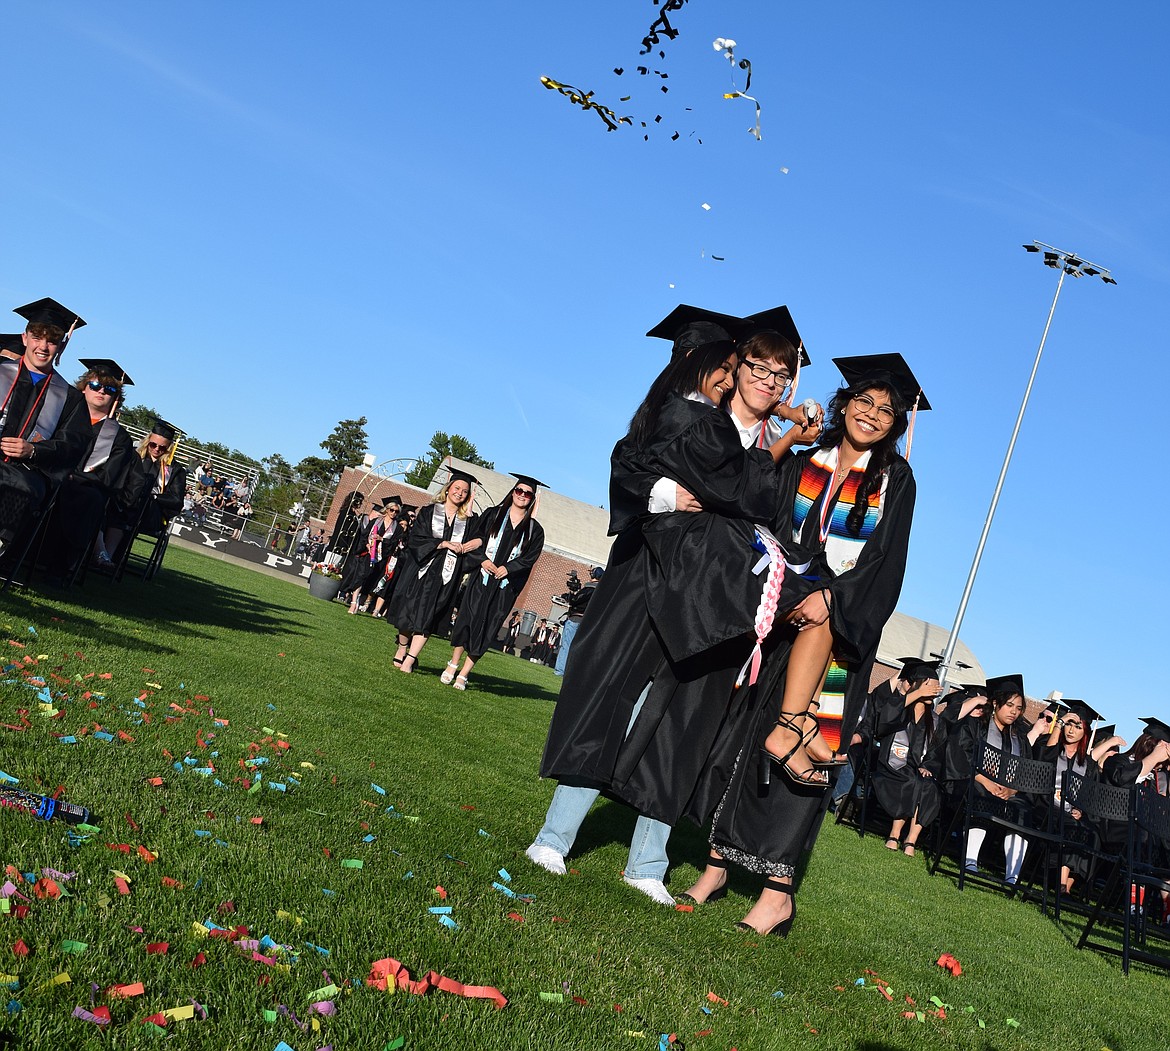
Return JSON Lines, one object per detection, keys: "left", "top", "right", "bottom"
{"left": 937, "top": 242, "right": 1116, "bottom": 691}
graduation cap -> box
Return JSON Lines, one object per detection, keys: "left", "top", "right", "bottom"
{"left": 0, "top": 333, "right": 22, "bottom": 360}
{"left": 374, "top": 497, "right": 401, "bottom": 511}
{"left": 1140, "top": 717, "right": 1170, "bottom": 743}
{"left": 1062, "top": 700, "right": 1101, "bottom": 724}
{"left": 510, "top": 473, "right": 546, "bottom": 490}
{"left": 985, "top": 674, "right": 1025, "bottom": 699}
{"left": 78, "top": 358, "right": 134, "bottom": 387}
{"left": 149, "top": 417, "right": 179, "bottom": 442}
{"left": 1093, "top": 723, "right": 1117, "bottom": 744}
{"left": 897, "top": 656, "right": 941, "bottom": 681}
{"left": 735, "top": 306, "right": 811, "bottom": 367}
{"left": 13, "top": 297, "right": 86, "bottom": 335}
{"left": 647, "top": 304, "right": 738, "bottom": 356}
{"left": 832, "top": 352, "right": 930, "bottom": 411}
{"left": 446, "top": 467, "right": 478, "bottom": 486}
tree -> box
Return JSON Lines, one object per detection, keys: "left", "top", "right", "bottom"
{"left": 404, "top": 431, "right": 494, "bottom": 488}
{"left": 295, "top": 417, "right": 369, "bottom": 486}
{"left": 118, "top": 403, "right": 165, "bottom": 430}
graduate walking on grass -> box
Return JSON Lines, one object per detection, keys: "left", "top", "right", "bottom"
{"left": 442, "top": 474, "right": 546, "bottom": 690}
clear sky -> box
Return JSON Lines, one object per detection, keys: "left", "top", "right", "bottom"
{"left": 4, "top": 2, "right": 1168, "bottom": 741}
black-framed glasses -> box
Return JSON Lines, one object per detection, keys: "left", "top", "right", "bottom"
{"left": 851, "top": 393, "right": 897, "bottom": 423}
{"left": 742, "top": 359, "right": 792, "bottom": 386}
{"left": 87, "top": 380, "right": 120, "bottom": 396}
{"left": 513, "top": 487, "right": 535, "bottom": 499}
{"left": 147, "top": 441, "right": 171, "bottom": 452}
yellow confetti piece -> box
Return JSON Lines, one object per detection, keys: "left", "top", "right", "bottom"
{"left": 162, "top": 1004, "right": 195, "bottom": 1021}
{"left": 145, "top": 682, "right": 162, "bottom": 689}
{"left": 111, "top": 870, "right": 132, "bottom": 882}
{"left": 299, "top": 762, "right": 315, "bottom": 770}
{"left": 0, "top": 973, "right": 19, "bottom": 984}
{"left": 34, "top": 971, "right": 71, "bottom": 992}
{"left": 36, "top": 653, "right": 49, "bottom": 660}
{"left": 276, "top": 910, "right": 303, "bottom": 926}
{"left": 192, "top": 923, "right": 209, "bottom": 938}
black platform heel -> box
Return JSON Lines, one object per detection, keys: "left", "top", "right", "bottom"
{"left": 735, "top": 878, "right": 796, "bottom": 938}
{"left": 677, "top": 854, "right": 729, "bottom": 904}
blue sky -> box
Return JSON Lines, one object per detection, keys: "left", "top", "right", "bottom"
{"left": 4, "top": 2, "right": 1168, "bottom": 741}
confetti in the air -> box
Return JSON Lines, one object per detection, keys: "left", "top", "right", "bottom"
{"left": 713, "top": 37, "right": 762, "bottom": 140}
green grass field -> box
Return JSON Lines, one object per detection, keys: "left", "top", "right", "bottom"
{"left": 0, "top": 546, "right": 1163, "bottom": 1050}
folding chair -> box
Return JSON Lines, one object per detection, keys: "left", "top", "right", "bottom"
{"left": 929, "top": 742, "right": 1058, "bottom": 909}
{"left": 0, "top": 485, "right": 58, "bottom": 592}
{"left": 1075, "top": 778, "right": 1170, "bottom": 974}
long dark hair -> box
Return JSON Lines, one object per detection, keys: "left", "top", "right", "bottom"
{"left": 484, "top": 488, "right": 536, "bottom": 550}
{"left": 818, "top": 378, "right": 909, "bottom": 536}
{"left": 628, "top": 340, "right": 735, "bottom": 448}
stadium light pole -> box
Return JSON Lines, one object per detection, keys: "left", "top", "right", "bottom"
{"left": 937, "top": 243, "right": 1116, "bottom": 691}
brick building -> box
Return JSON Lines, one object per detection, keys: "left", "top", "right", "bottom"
{"left": 324, "top": 457, "right": 612, "bottom": 638}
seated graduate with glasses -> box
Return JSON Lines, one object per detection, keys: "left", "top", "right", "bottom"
{"left": 98, "top": 418, "right": 187, "bottom": 565}
{"left": 43, "top": 360, "right": 143, "bottom": 581}
{"left": 0, "top": 298, "right": 92, "bottom": 561}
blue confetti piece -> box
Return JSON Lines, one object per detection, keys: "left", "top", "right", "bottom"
{"left": 0, "top": 771, "right": 18, "bottom": 785}
{"left": 492, "top": 882, "right": 516, "bottom": 898}
{"left": 428, "top": 906, "right": 452, "bottom": 915}
{"left": 274, "top": 1042, "right": 296, "bottom": 1051}
{"left": 193, "top": 768, "right": 215, "bottom": 777}
{"left": 498, "top": 868, "right": 511, "bottom": 882}
{"left": 260, "top": 936, "right": 277, "bottom": 951}
{"left": 402, "top": 871, "right": 414, "bottom": 881}
{"left": 772, "top": 990, "right": 785, "bottom": 999}
{"left": 214, "top": 779, "right": 226, "bottom": 788}
{"left": 183, "top": 757, "right": 198, "bottom": 766}
{"left": 58, "top": 736, "right": 77, "bottom": 745}
{"left": 267, "top": 703, "right": 276, "bottom": 711}
{"left": 26, "top": 626, "right": 36, "bottom": 636}
{"left": 701, "top": 1006, "right": 712, "bottom": 1015}
{"left": 268, "top": 782, "right": 287, "bottom": 792}
{"left": 659, "top": 1035, "right": 671, "bottom": 1051}
{"left": 6, "top": 1000, "right": 20, "bottom": 1015}
{"left": 214, "top": 839, "right": 229, "bottom": 847}
{"left": 438, "top": 915, "right": 459, "bottom": 930}
{"left": 477, "top": 828, "right": 491, "bottom": 837}
{"left": 371, "top": 783, "right": 386, "bottom": 795}
{"left": 322, "top": 888, "right": 336, "bottom": 896}
{"left": 854, "top": 978, "right": 866, "bottom": 986}
{"left": 193, "top": 879, "right": 202, "bottom": 890}
{"left": 172, "top": 762, "right": 184, "bottom": 772}
{"left": 306, "top": 942, "right": 331, "bottom": 957}
{"left": 133, "top": 698, "right": 147, "bottom": 708}
{"left": 92, "top": 731, "right": 115, "bottom": 742}
{"left": 245, "top": 757, "right": 268, "bottom": 767}
{"left": 194, "top": 830, "right": 211, "bottom": 838}
{"left": 362, "top": 834, "right": 376, "bottom": 843}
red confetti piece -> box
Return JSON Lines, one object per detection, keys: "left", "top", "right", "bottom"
{"left": 936, "top": 952, "right": 963, "bottom": 976}
{"left": 506, "top": 912, "right": 524, "bottom": 922}
{"left": 435, "top": 886, "right": 448, "bottom": 900}
{"left": 107, "top": 843, "right": 132, "bottom": 854}
{"left": 137, "top": 846, "right": 157, "bottom": 863}
{"left": 161, "top": 877, "right": 182, "bottom": 888}
{"left": 878, "top": 985, "right": 894, "bottom": 1002}
{"left": 146, "top": 942, "right": 169, "bottom": 955}
{"left": 33, "top": 878, "right": 61, "bottom": 900}
{"left": 217, "top": 901, "right": 235, "bottom": 914}
{"left": 99, "top": 672, "right": 111, "bottom": 679}
{"left": 114, "top": 878, "right": 131, "bottom": 896}
{"left": 707, "top": 992, "right": 728, "bottom": 1006}
{"left": 142, "top": 1013, "right": 168, "bottom": 1027}
{"left": 190, "top": 952, "right": 207, "bottom": 968}
{"left": 695, "top": 1029, "right": 713, "bottom": 1038}
{"left": 368, "top": 955, "right": 507, "bottom": 1009}
{"left": 124, "top": 812, "right": 140, "bottom": 830}
{"left": 572, "top": 995, "right": 589, "bottom": 1006}
{"left": 674, "top": 903, "right": 693, "bottom": 912}
{"left": 251, "top": 817, "right": 263, "bottom": 825}
{"left": 13, "top": 940, "right": 29, "bottom": 957}
{"left": 322, "top": 847, "right": 331, "bottom": 859}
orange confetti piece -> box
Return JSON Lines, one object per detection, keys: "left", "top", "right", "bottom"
{"left": 145, "top": 777, "right": 164, "bottom": 788}
{"left": 33, "top": 878, "right": 61, "bottom": 900}
{"left": 250, "top": 817, "right": 263, "bottom": 825}
{"left": 108, "top": 982, "right": 144, "bottom": 998}
{"left": 114, "top": 878, "right": 131, "bottom": 896}
{"left": 98, "top": 672, "right": 112, "bottom": 679}
{"left": 137, "top": 846, "right": 157, "bottom": 864}
{"left": 706, "top": 992, "right": 728, "bottom": 1006}
{"left": 674, "top": 903, "right": 693, "bottom": 912}
{"left": 161, "top": 877, "right": 182, "bottom": 888}
{"left": 435, "top": 886, "right": 448, "bottom": 900}
{"left": 506, "top": 912, "right": 524, "bottom": 922}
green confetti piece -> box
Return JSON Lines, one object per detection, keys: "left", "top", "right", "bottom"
{"left": 915, "top": 1011, "right": 925, "bottom": 1023}
{"left": 384, "top": 1039, "right": 405, "bottom": 1051}
{"left": 930, "top": 996, "right": 945, "bottom": 1008}
{"left": 978, "top": 1019, "right": 986, "bottom": 1029}
{"left": 341, "top": 859, "right": 363, "bottom": 869}
{"left": 1007, "top": 1018, "right": 1021, "bottom": 1028}
{"left": 309, "top": 984, "right": 340, "bottom": 1000}
{"left": 75, "top": 823, "right": 101, "bottom": 835}
{"left": 540, "top": 991, "right": 564, "bottom": 1003}
{"left": 61, "top": 941, "right": 87, "bottom": 954}
{"left": 263, "top": 1009, "right": 278, "bottom": 1023}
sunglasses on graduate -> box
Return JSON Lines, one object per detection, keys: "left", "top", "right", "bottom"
{"left": 147, "top": 440, "right": 171, "bottom": 452}
{"left": 87, "top": 381, "right": 120, "bottom": 396}
{"left": 513, "top": 487, "right": 535, "bottom": 499}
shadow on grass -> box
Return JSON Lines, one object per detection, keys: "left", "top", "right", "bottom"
{"left": 3, "top": 566, "right": 312, "bottom": 655}
{"left": 468, "top": 671, "right": 560, "bottom": 704}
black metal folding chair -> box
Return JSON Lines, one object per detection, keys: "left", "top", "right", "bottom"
{"left": 0, "top": 485, "right": 58, "bottom": 592}
{"left": 1075, "top": 778, "right": 1170, "bottom": 974}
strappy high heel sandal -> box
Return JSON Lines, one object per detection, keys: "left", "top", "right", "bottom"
{"left": 440, "top": 660, "right": 459, "bottom": 685}
{"left": 762, "top": 714, "right": 830, "bottom": 788}
{"left": 398, "top": 654, "right": 416, "bottom": 674}
{"left": 676, "top": 855, "right": 729, "bottom": 904}
{"left": 802, "top": 704, "right": 850, "bottom": 767}
{"left": 735, "top": 878, "right": 796, "bottom": 938}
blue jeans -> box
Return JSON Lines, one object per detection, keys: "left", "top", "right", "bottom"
{"left": 532, "top": 681, "right": 670, "bottom": 880}
{"left": 554, "top": 618, "right": 580, "bottom": 677}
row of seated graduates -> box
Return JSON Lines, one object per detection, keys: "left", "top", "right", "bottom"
{"left": 0, "top": 296, "right": 185, "bottom": 587}
{"left": 838, "top": 661, "right": 1169, "bottom": 922}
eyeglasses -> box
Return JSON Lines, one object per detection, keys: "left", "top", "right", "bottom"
{"left": 87, "top": 381, "right": 120, "bottom": 396}
{"left": 513, "top": 488, "right": 535, "bottom": 499}
{"left": 851, "top": 393, "right": 898, "bottom": 423}
{"left": 742, "top": 359, "right": 792, "bottom": 386}
{"left": 147, "top": 441, "right": 171, "bottom": 452}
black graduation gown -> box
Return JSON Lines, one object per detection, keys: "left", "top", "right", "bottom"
{"left": 1098, "top": 754, "right": 1142, "bottom": 852}
{"left": 709, "top": 451, "right": 916, "bottom": 874}
{"left": 329, "top": 504, "right": 367, "bottom": 560}
{"left": 339, "top": 516, "right": 385, "bottom": 594}
{"left": 870, "top": 696, "right": 942, "bottom": 825}
{"left": 539, "top": 394, "right": 782, "bottom": 826}
{"left": 1034, "top": 741, "right": 1095, "bottom": 880}
{"left": 387, "top": 504, "right": 479, "bottom": 637}
{"left": 451, "top": 509, "right": 545, "bottom": 659}
{"left": 368, "top": 523, "right": 407, "bottom": 604}
{"left": 138, "top": 459, "right": 188, "bottom": 534}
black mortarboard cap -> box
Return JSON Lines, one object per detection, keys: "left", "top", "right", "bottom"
{"left": 735, "top": 306, "right": 811, "bottom": 367}
{"left": 897, "top": 656, "right": 941, "bottom": 681}
{"left": 1140, "top": 717, "right": 1170, "bottom": 743}
{"left": 374, "top": 497, "right": 401, "bottom": 511}
{"left": 986, "top": 674, "right": 1025, "bottom": 699}
{"left": 0, "top": 333, "right": 22, "bottom": 359}
{"left": 13, "top": 297, "right": 86, "bottom": 334}
{"left": 1094, "top": 723, "right": 1117, "bottom": 743}
{"left": 447, "top": 468, "right": 478, "bottom": 486}
{"left": 832, "top": 352, "right": 930, "bottom": 411}
{"left": 150, "top": 418, "right": 178, "bottom": 442}
{"left": 511, "top": 473, "right": 546, "bottom": 490}
{"left": 1063, "top": 700, "right": 1101, "bottom": 723}
{"left": 78, "top": 358, "right": 134, "bottom": 387}
{"left": 647, "top": 304, "right": 738, "bottom": 356}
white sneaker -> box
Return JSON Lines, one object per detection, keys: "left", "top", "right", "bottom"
{"left": 525, "top": 843, "right": 567, "bottom": 875}
{"left": 623, "top": 875, "right": 675, "bottom": 906}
